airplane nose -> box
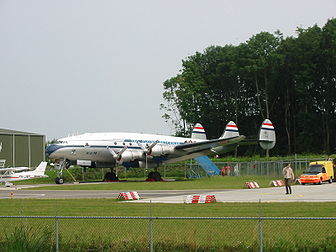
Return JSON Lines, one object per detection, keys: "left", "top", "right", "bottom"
{"left": 46, "top": 144, "right": 62, "bottom": 155}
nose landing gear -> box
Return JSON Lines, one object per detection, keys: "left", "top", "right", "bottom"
{"left": 55, "top": 159, "right": 71, "bottom": 184}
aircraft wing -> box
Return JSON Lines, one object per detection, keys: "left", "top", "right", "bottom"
{"left": 175, "top": 135, "right": 246, "bottom": 154}
{"left": 163, "top": 135, "right": 246, "bottom": 163}
{"left": 0, "top": 167, "right": 29, "bottom": 172}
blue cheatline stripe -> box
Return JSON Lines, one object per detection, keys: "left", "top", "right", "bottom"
{"left": 261, "top": 127, "right": 275, "bottom": 131}
{"left": 225, "top": 129, "right": 239, "bottom": 132}
{"left": 48, "top": 145, "right": 143, "bottom": 154}
{"left": 98, "top": 146, "right": 142, "bottom": 150}
{"left": 192, "top": 131, "right": 206, "bottom": 134}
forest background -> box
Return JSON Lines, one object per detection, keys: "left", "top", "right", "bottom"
{"left": 161, "top": 18, "right": 336, "bottom": 156}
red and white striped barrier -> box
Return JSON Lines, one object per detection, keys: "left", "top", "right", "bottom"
{"left": 185, "top": 195, "right": 216, "bottom": 204}
{"left": 244, "top": 182, "right": 260, "bottom": 189}
{"left": 270, "top": 180, "right": 285, "bottom": 187}
{"left": 117, "top": 191, "right": 140, "bottom": 200}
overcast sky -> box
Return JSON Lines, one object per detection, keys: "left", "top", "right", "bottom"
{"left": 0, "top": 0, "right": 335, "bottom": 140}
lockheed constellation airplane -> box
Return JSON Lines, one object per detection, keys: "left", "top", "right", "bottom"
{"left": 46, "top": 119, "right": 275, "bottom": 184}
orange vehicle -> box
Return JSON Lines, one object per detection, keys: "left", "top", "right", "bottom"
{"left": 300, "top": 161, "right": 334, "bottom": 185}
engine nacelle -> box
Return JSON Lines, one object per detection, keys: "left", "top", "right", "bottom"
{"left": 150, "top": 145, "right": 174, "bottom": 156}
{"left": 119, "top": 150, "right": 144, "bottom": 163}
{"left": 138, "top": 161, "right": 157, "bottom": 168}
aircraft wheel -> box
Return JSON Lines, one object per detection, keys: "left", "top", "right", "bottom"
{"left": 147, "top": 171, "right": 161, "bottom": 181}
{"left": 104, "top": 172, "right": 118, "bottom": 181}
{"left": 55, "top": 177, "right": 64, "bottom": 184}
{"left": 153, "top": 171, "right": 162, "bottom": 181}
{"left": 147, "top": 171, "right": 154, "bottom": 179}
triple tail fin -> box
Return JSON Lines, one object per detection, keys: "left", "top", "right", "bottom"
{"left": 221, "top": 121, "right": 239, "bottom": 139}
{"left": 32, "top": 162, "right": 48, "bottom": 175}
{"left": 191, "top": 123, "right": 207, "bottom": 140}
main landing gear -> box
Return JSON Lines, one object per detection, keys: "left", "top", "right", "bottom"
{"left": 103, "top": 169, "right": 119, "bottom": 182}
{"left": 146, "top": 171, "right": 162, "bottom": 181}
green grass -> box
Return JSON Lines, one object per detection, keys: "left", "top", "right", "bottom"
{"left": 25, "top": 175, "right": 281, "bottom": 190}
{"left": 0, "top": 199, "right": 335, "bottom": 217}
{"left": 0, "top": 200, "right": 335, "bottom": 251}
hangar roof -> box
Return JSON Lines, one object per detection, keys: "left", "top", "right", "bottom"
{"left": 0, "top": 128, "right": 44, "bottom": 136}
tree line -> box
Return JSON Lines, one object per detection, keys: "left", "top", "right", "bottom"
{"left": 161, "top": 18, "right": 336, "bottom": 156}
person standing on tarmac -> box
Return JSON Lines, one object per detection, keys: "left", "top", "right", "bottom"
{"left": 283, "top": 163, "right": 295, "bottom": 194}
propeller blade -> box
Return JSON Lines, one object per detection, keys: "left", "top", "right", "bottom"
{"left": 107, "top": 146, "right": 127, "bottom": 162}
{"left": 107, "top": 147, "right": 117, "bottom": 158}
{"left": 146, "top": 140, "right": 159, "bottom": 155}
{"left": 136, "top": 140, "right": 158, "bottom": 156}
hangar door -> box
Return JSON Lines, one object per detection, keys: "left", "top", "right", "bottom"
{"left": 0, "top": 130, "right": 45, "bottom": 168}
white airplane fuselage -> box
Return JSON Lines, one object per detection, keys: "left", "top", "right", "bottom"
{"left": 47, "top": 132, "right": 204, "bottom": 168}
{"left": 0, "top": 172, "right": 47, "bottom": 182}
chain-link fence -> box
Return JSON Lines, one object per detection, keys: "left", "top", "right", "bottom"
{"left": 0, "top": 215, "right": 335, "bottom": 251}
{"left": 185, "top": 158, "right": 322, "bottom": 178}
{"left": 62, "top": 158, "right": 323, "bottom": 181}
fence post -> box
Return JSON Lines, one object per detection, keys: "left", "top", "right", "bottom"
{"left": 258, "top": 199, "right": 263, "bottom": 252}
{"left": 55, "top": 216, "right": 59, "bottom": 252}
{"left": 149, "top": 201, "right": 154, "bottom": 252}
{"left": 258, "top": 217, "right": 263, "bottom": 252}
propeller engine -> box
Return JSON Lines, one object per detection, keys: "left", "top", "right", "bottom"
{"left": 137, "top": 140, "right": 174, "bottom": 156}
{"left": 107, "top": 147, "right": 144, "bottom": 164}
{"left": 150, "top": 145, "right": 174, "bottom": 156}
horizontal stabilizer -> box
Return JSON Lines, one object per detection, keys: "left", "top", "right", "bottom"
{"left": 191, "top": 123, "right": 207, "bottom": 140}
{"left": 221, "top": 121, "right": 239, "bottom": 139}
{"left": 259, "top": 119, "right": 276, "bottom": 150}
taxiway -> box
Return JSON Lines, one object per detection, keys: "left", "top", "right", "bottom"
{"left": 0, "top": 183, "right": 335, "bottom": 203}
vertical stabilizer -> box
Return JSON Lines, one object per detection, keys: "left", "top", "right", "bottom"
{"left": 32, "top": 162, "right": 48, "bottom": 176}
{"left": 191, "top": 123, "right": 207, "bottom": 140}
{"left": 221, "top": 121, "right": 239, "bottom": 139}
{"left": 259, "top": 119, "right": 276, "bottom": 150}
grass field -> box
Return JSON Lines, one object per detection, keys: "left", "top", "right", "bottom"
{"left": 25, "top": 175, "right": 283, "bottom": 190}
{"left": 2, "top": 174, "right": 336, "bottom": 251}
{"left": 0, "top": 198, "right": 336, "bottom": 217}
{"left": 0, "top": 199, "right": 336, "bottom": 251}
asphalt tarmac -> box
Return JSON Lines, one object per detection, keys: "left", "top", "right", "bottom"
{"left": 0, "top": 183, "right": 335, "bottom": 203}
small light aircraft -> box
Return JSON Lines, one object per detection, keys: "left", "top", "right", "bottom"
{"left": 0, "top": 162, "right": 48, "bottom": 187}
{"left": 46, "top": 119, "right": 275, "bottom": 184}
